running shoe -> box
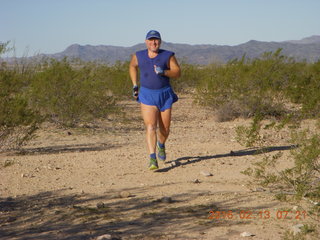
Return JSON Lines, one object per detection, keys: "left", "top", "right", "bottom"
{"left": 157, "top": 142, "right": 166, "bottom": 161}
{"left": 149, "top": 157, "right": 159, "bottom": 170}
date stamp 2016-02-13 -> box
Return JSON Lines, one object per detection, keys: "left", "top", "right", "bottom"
{"left": 208, "top": 210, "right": 307, "bottom": 220}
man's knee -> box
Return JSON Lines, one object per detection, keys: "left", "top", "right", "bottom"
{"left": 146, "top": 124, "right": 157, "bottom": 132}
{"left": 160, "top": 126, "right": 170, "bottom": 136}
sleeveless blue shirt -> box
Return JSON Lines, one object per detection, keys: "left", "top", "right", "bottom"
{"left": 136, "top": 49, "right": 174, "bottom": 89}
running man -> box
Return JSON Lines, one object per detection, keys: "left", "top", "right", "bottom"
{"left": 129, "top": 30, "right": 181, "bottom": 170}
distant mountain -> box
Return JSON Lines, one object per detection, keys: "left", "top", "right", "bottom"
{"left": 35, "top": 35, "right": 320, "bottom": 65}
{"left": 284, "top": 35, "right": 320, "bottom": 44}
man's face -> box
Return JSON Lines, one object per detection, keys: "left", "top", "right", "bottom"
{"left": 145, "top": 38, "right": 161, "bottom": 53}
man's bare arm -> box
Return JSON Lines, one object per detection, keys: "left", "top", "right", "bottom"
{"left": 164, "top": 55, "right": 181, "bottom": 79}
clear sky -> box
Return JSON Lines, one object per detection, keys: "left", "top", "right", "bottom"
{"left": 1, "top": 0, "right": 320, "bottom": 57}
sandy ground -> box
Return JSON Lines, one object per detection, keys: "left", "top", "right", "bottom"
{"left": 0, "top": 95, "right": 319, "bottom": 240}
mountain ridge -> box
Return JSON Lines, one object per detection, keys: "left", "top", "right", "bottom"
{"left": 25, "top": 35, "right": 320, "bottom": 64}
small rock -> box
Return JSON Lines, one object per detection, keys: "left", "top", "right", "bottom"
{"left": 21, "top": 173, "right": 34, "bottom": 178}
{"left": 171, "top": 161, "right": 180, "bottom": 167}
{"left": 292, "top": 206, "right": 298, "bottom": 211}
{"left": 4, "top": 159, "right": 13, "bottom": 166}
{"left": 193, "top": 179, "right": 201, "bottom": 184}
{"left": 200, "top": 171, "right": 213, "bottom": 177}
{"left": 96, "top": 202, "right": 106, "bottom": 209}
{"left": 161, "top": 197, "right": 173, "bottom": 203}
{"left": 171, "top": 161, "right": 177, "bottom": 167}
{"left": 240, "top": 231, "right": 255, "bottom": 237}
{"left": 119, "top": 191, "right": 131, "bottom": 198}
{"left": 308, "top": 199, "right": 320, "bottom": 206}
{"left": 254, "top": 187, "right": 266, "bottom": 192}
{"left": 292, "top": 224, "right": 304, "bottom": 235}
{"left": 96, "top": 234, "right": 112, "bottom": 240}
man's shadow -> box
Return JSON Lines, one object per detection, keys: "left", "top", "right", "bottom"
{"left": 155, "top": 145, "right": 297, "bottom": 173}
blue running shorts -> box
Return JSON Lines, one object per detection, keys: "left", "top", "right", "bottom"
{"left": 137, "top": 86, "right": 178, "bottom": 111}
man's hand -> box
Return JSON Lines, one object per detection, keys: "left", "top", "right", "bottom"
{"left": 133, "top": 85, "right": 139, "bottom": 98}
{"left": 154, "top": 65, "right": 165, "bottom": 75}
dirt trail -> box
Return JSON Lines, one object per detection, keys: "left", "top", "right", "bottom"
{"left": 0, "top": 95, "right": 317, "bottom": 239}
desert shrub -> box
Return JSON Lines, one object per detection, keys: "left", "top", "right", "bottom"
{"left": 195, "top": 53, "right": 287, "bottom": 121}
{"left": 194, "top": 49, "right": 320, "bottom": 121}
{"left": 237, "top": 115, "right": 320, "bottom": 220}
{"left": 0, "top": 42, "right": 41, "bottom": 151}
{"left": 91, "top": 60, "right": 132, "bottom": 99}
{"left": 0, "top": 50, "right": 133, "bottom": 148}
{"left": 29, "top": 58, "right": 119, "bottom": 127}
{"left": 285, "top": 60, "right": 320, "bottom": 117}
{"left": 241, "top": 129, "right": 320, "bottom": 203}
{"left": 235, "top": 115, "right": 263, "bottom": 147}
{"left": 191, "top": 50, "right": 320, "bottom": 216}
{"left": 288, "top": 131, "right": 320, "bottom": 199}
{"left": 171, "top": 62, "right": 206, "bottom": 93}
{"left": 283, "top": 224, "right": 317, "bottom": 240}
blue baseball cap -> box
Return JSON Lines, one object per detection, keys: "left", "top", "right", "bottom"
{"left": 146, "top": 30, "right": 161, "bottom": 40}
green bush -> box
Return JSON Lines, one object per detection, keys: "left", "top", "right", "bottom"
{"left": 29, "top": 58, "right": 120, "bottom": 127}
{"left": 194, "top": 49, "right": 320, "bottom": 121}
{"left": 240, "top": 129, "right": 320, "bottom": 205}
{"left": 0, "top": 42, "right": 41, "bottom": 150}
{"left": 285, "top": 60, "right": 320, "bottom": 117}
{"left": 0, "top": 48, "right": 133, "bottom": 149}
{"left": 90, "top": 61, "right": 132, "bottom": 99}
{"left": 171, "top": 62, "right": 205, "bottom": 93}
{"left": 190, "top": 50, "right": 320, "bottom": 218}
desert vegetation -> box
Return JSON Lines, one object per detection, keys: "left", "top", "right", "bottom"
{"left": 1, "top": 42, "right": 319, "bottom": 238}
{"left": 1, "top": 43, "right": 132, "bottom": 150}
{"left": 187, "top": 49, "right": 320, "bottom": 221}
